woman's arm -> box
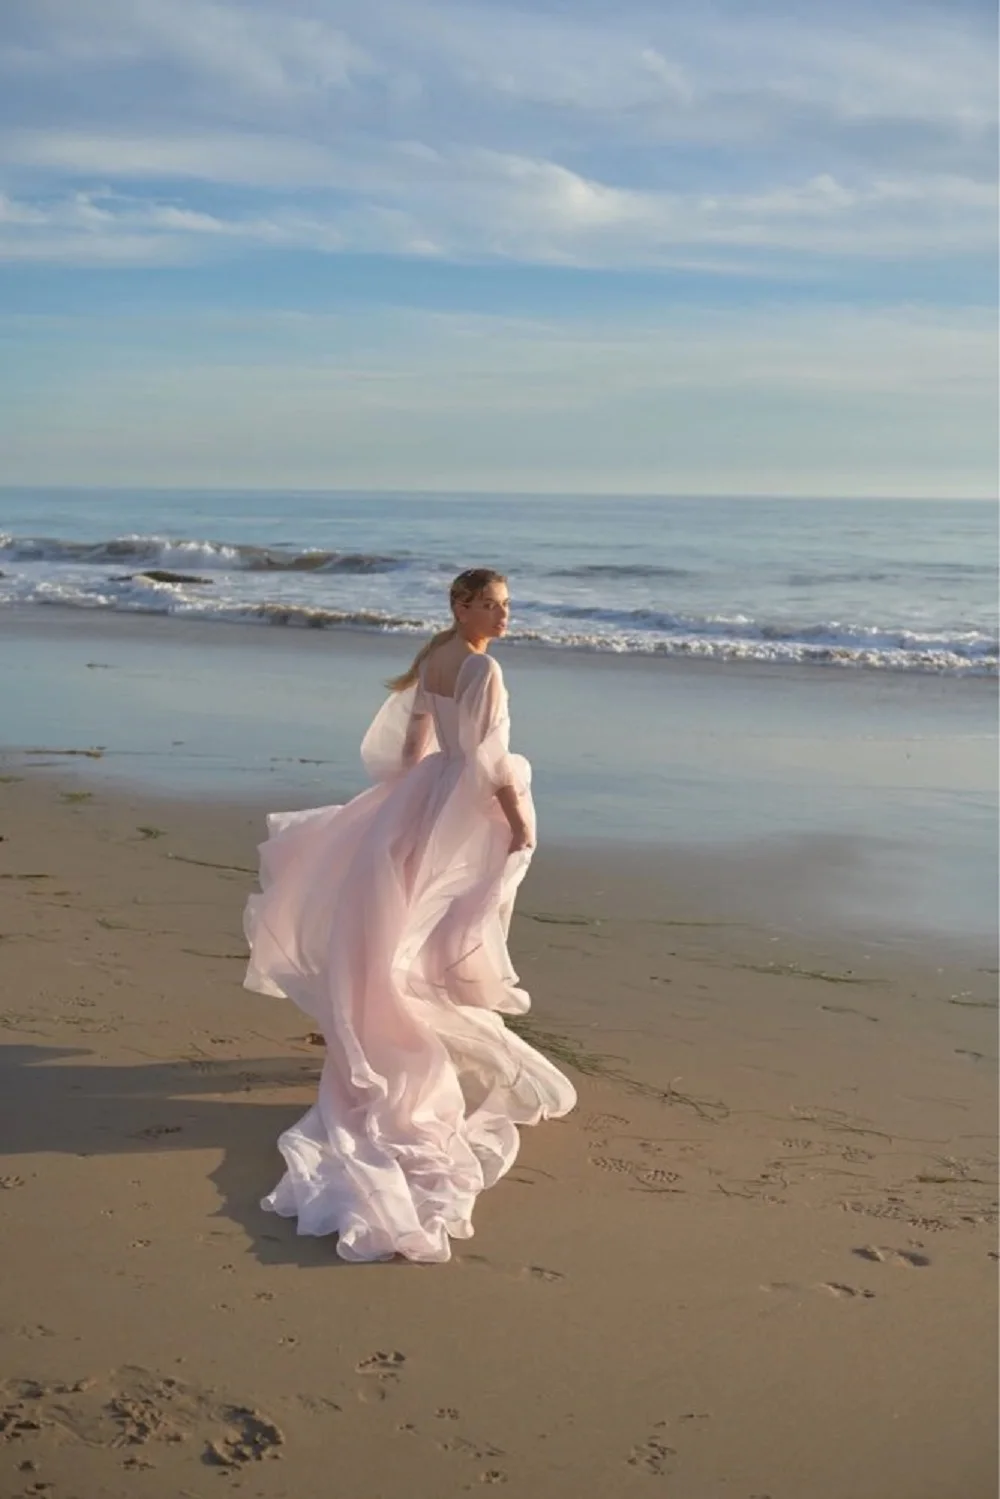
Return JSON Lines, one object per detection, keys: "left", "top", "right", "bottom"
{"left": 496, "top": 782, "right": 532, "bottom": 851}
{"left": 454, "top": 656, "right": 532, "bottom": 853}
{"left": 401, "top": 709, "right": 434, "bottom": 769}
{"left": 360, "top": 684, "right": 438, "bottom": 782}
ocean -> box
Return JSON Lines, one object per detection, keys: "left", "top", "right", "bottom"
{"left": 0, "top": 490, "right": 995, "bottom": 676}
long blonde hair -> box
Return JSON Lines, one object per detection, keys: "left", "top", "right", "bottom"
{"left": 386, "top": 568, "right": 507, "bottom": 692}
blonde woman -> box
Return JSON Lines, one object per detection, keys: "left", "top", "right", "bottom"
{"left": 244, "top": 569, "right": 576, "bottom": 1263}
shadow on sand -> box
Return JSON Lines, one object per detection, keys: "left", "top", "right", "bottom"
{"left": 0, "top": 1041, "right": 375, "bottom": 1270}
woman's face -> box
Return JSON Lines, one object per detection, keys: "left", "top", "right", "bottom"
{"left": 455, "top": 580, "right": 510, "bottom": 639}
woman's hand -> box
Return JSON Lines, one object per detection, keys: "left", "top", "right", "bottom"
{"left": 496, "top": 784, "right": 533, "bottom": 853}
{"left": 507, "top": 818, "right": 534, "bottom": 854}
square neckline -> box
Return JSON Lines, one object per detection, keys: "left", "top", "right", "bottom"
{"left": 419, "top": 651, "right": 487, "bottom": 702}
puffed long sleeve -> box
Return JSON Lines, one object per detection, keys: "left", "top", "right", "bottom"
{"left": 360, "top": 682, "right": 437, "bottom": 783}
{"left": 455, "top": 654, "right": 517, "bottom": 793}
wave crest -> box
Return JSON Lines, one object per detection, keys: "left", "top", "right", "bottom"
{"left": 0, "top": 533, "right": 406, "bottom": 575}
{"left": 1, "top": 576, "right": 992, "bottom": 675}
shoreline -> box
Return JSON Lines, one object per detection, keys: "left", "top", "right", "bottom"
{"left": 2, "top": 599, "right": 998, "bottom": 679}
{"left": 0, "top": 770, "right": 995, "bottom": 1498}
{"left": 2, "top": 602, "right": 996, "bottom": 951}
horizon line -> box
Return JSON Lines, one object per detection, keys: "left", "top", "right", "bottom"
{"left": 0, "top": 485, "right": 995, "bottom": 504}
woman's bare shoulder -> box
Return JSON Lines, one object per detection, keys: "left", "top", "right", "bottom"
{"left": 422, "top": 642, "right": 489, "bottom": 697}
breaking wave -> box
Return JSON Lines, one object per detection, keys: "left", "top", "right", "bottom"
{"left": 0, "top": 533, "right": 407, "bottom": 575}
{"left": 0, "top": 571, "right": 993, "bottom": 675}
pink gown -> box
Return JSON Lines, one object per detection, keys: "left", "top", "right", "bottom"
{"left": 243, "top": 652, "right": 577, "bottom": 1263}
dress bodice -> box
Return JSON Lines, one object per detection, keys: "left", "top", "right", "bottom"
{"left": 423, "top": 689, "right": 462, "bottom": 758}
{"left": 362, "top": 654, "right": 515, "bottom": 788}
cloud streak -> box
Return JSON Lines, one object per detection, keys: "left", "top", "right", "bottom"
{"left": 0, "top": 0, "right": 995, "bottom": 270}
{"left": 2, "top": 303, "right": 994, "bottom": 494}
{"left": 1, "top": 1, "right": 994, "bottom": 493}
{"left": 2, "top": 0, "right": 369, "bottom": 102}
{"left": 0, "top": 152, "right": 993, "bottom": 268}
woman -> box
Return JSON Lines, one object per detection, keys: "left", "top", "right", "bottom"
{"left": 243, "top": 568, "right": 577, "bottom": 1263}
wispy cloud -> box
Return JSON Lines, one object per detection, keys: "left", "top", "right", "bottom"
{"left": 1, "top": 151, "right": 993, "bottom": 268}
{"left": 0, "top": 0, "right": 995, "bottom": 270}
{"left": 2, "top": 0, "right": 370, "bottom": 102}
{"left": 1, "top": 129, "right": 339, "bottom": 188}
{"left": 1, "top": 1, "right": 994, "bottom": 492}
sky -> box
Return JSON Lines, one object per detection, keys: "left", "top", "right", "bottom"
{"left": 0, "top": 0, "right": 997, "bottom": 496}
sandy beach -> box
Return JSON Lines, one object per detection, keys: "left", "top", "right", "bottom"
{"left": 1, "top": 760, "right": 996, "bottom": 1499}
{"left": 3, "top": 0, "right": 997, "bottom": 1483}
{"left": 4, "top": 0, "right": 999, "bottom": 1472}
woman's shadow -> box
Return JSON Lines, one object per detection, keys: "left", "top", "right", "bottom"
{"left": 0, "top": 1041, "right": 355, "bottom": 1269}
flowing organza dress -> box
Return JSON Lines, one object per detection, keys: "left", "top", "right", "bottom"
{"left": 243, "top": 652, "right": 577, "bottom": 1263}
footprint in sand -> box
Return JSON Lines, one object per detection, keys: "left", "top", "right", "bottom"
{"left": 356, "top": 1351, "right": 406, "bottom": 1376}
{"left": 438, "top": 1434, "right": 504, "bottom": 1461}
{"left": 1, "top": 1367, "right": 283, "bottom": 1471}
{"left": 584, "top": 1113, "right": 629, "bottom": 1132}
{"left": 626, "top": 1430, "right": 677, "bottom": 1477}
{"left": 761, "top": 1281, "right": 876, "bottom": 1301}
{"left": 457, "top": 1253, "right": 566, "bottom": 1284}
{"left": 0, "top": 1176, "right": 26, "bottom": 1190}
{"left": 853, "top": 1245, "right": 931, "bottom": 1267}
{"left": 295, "top": 1394, "right": 342, "bottom": 1415}
{"left": 205, "top": 1407, "right": 284, "bottom": 1466}
{"left": 106, "top": 1390, "right": 179, "bottom": 1447}
{"left": 435, "top": 1407, "right": 460, "bottom": 1420}
{"left": 589, "top": 1155, "right": 638, "bottom": 1176}
{"left": 355, "top": 1351, "right": 406, "bottom": 1397}
{"left": 1, "top": 1396, "right": 49, "bottom": 1443}
{"left": 634, "top": 1167, "right": 681, "bottom": 1190}
{"left": 636, "top": 1140, "right": 670, "bottom": 1157}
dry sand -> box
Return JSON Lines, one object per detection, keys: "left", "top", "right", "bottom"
{"left": 0, "top": 767, "right": 996, "bottom": 1499}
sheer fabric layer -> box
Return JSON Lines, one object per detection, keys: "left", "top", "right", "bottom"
{"left": 243, "top": 654, "right": 576, "bottom": 1263}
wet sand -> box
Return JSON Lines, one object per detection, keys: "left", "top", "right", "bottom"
{"left": 1, "top": 606, "right": 997, "bottom": 950}
{"left": 0, "top": 768, "right": 996, "bottom": 1499}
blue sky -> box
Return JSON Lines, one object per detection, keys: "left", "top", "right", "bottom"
{"left": 1, "top": 0, "right": 996, "bottom": 495}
